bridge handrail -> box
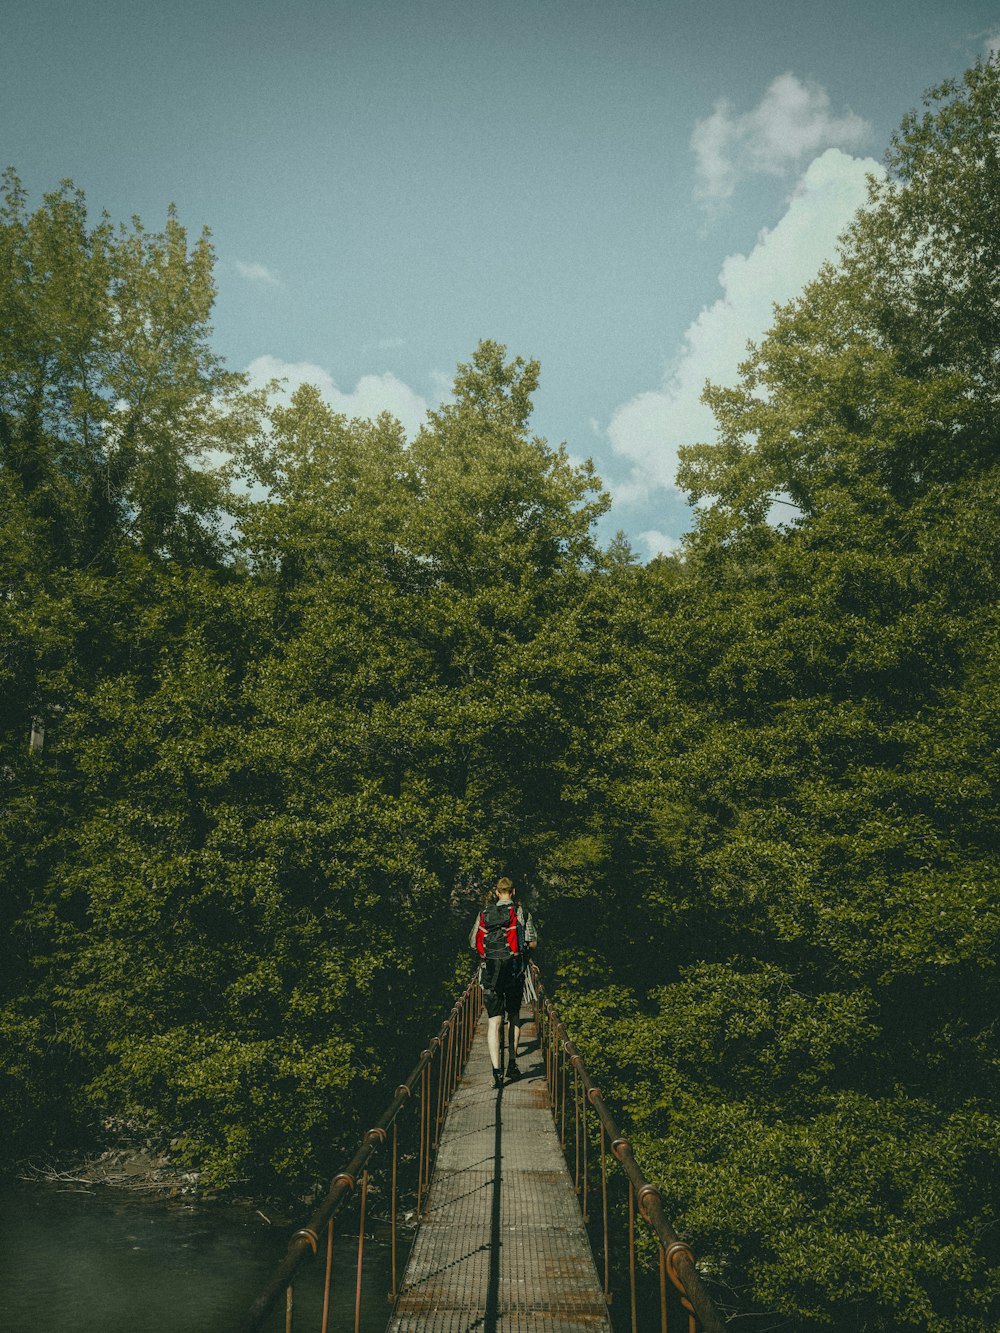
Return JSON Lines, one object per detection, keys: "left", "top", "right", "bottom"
{"left": 243, "top": 972, "right": 482, "bottom": 1332}
{"left": 534, "top": 966, "right": 727, "bottom": 1333}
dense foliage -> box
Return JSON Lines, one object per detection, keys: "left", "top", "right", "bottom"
{"left": 1, "top": 60, "right": 997, "bottom": 1331}
{"left": 548, "top": 62, "right": 1000, "bottom": 1331}
{"left": 0, "top": 179, "right": 606, "bottom": 1190}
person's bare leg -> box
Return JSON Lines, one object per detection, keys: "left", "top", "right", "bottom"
{"left": 487, "top": 1014, "right": 502, "bottom": 1068}
{"left": 504, "top": 1003, "right": 522, "bottom": 1081}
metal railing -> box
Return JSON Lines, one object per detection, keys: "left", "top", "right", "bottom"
{"left": 534, "top": 967, "right": 726, "bottom": 1333}
{"left": 243, "top": 963, "right": 726, "bottom": 1333}
{"left": 242, "top": 974, "right": 483, "bottom": 1333}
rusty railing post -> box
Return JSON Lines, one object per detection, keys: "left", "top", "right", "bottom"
{"left": 573, "top": 1061, "right": 581, "bottom": 1194}
{"left": 560, "top": 1033, "right": 568, "bottom": 1148}
{"left": 389, "top": 1121, "right": 398, "bottom": 1301}
{"left": 321, "top": 1217, "right": 334, "bottom": 1333}
{"left": 627, "top": 1173, "right": 637, "bottom": 1333}
{"left": 659, "top": 1243, "right": 668, "bottom": 1333}
{"left": 416, "top": 1058, "right": 428, "bottom": 1219}
{"left": 433, "top": 1033, "right": 445, "bottom": 1150}
{"left": 582, "top": 1084, "right": 590, "bottom": 1222}
{"left": 600, "top": 1122, "right": 611, "bottom": 1302}
{"left": 353, "top": 1166, "right": 368, "bottom": 1333}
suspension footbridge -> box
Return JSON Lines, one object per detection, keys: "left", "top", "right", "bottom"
{"left": 243, "top": 973, "right": 724, "bottom": 1333}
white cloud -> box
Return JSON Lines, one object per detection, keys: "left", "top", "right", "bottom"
{"left": 245, "top": 355, "right": 430, "bottom": 437}
{"left": 607, "top": 148, "right": 883, "bottom": 500}
{"left": 638, "top": 529, "right": 683, "bottom": 560}
{"left": 235, "top": 260, "right": 283, "bottom": 287}
{"left": 693, "top": 73, "right": 871, "bottom": 207}
{"left": 985, "top": 30, "right": 1000, "bottom": 58}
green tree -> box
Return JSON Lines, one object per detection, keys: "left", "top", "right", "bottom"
{"left": 2, "top": 324, "right": 612, "bottom": 1192}
{"left": 556, "top": 61, "right": 1000, "bottom": 1331}
{"left": 0, "top": 174, "right": 247, "bottom": 1158}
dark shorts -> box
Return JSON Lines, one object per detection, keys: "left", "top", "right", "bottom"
{"left": 483, "top": 960, "right": 525, "bottom": 1020}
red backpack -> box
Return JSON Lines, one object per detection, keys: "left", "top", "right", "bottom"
{"left": 476, "top": 902, "right": 524, "bottom": 980}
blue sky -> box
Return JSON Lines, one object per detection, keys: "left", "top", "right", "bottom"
{"left": 4, "top": 0, "right": 998, "bottom": 555}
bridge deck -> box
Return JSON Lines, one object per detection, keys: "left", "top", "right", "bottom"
{"left": 389, "top": 1009, "right": 612, "bottom": 1333}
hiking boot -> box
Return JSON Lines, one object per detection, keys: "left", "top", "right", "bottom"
{"left": 505, "top": 1061, "right": 521, "bottom": 1083}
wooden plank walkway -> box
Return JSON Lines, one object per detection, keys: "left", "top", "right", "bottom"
{"left": 388, "top": 1008, "right": 613, "bottom": 1333}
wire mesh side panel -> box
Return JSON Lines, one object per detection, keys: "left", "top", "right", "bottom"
{"left": 534, "top": 972, "right": 725, "bottom": 1333}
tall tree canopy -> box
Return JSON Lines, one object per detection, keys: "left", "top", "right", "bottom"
{"left": 549, "top": 60, "right": 1000, "bottom": 1332}
{"left": 0, "top": 184, "right": 606, "bottom": 1191}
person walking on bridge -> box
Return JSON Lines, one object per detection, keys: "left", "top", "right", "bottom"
{"left": 470, "top": 876, "right": 537, "bottom": 1089}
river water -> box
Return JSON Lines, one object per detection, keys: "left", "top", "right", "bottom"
{"left": 0, "top": 1182, "right": 404, "bottom": 1333}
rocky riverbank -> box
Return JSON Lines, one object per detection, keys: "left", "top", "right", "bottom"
{"left": 18, "top": 1146, "right": 200, "bottom": 1196}
{"left": 15, "top": 1116, "right": 211, "bottom": 1199}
